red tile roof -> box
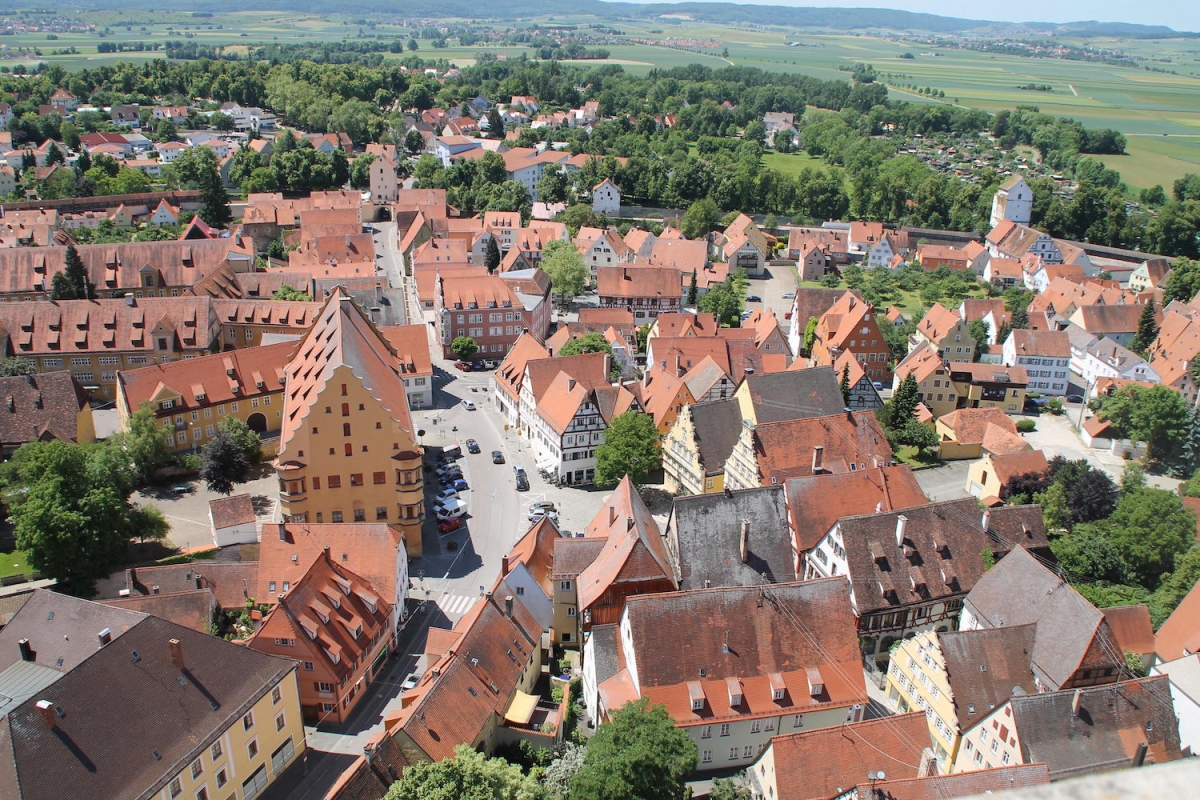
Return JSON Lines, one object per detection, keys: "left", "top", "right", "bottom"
{"left": 1156, "top": 580, "right": 1200, "bottom": 662}
{"left": 209, "top": 494, "right": 256, "bottom": 529}
{"left": 750, "top": 411, "right": 894, "bottom": 484}
{"left": 0, "top": 371, "right": 89, "bottom": 447}
{"left": 118, "top": 340, "right": 292, "bottom": 415}
{"left": 785, "top": 466, "right": 928, "bottom": 551}
{"left": 258, "top": 523, "right": 404, "bottom": 608}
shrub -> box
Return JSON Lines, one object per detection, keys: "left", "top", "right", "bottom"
{"left": 1016, "top": 419, "right": 1037, "bottom": 433}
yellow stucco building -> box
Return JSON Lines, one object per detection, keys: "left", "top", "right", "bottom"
{"left": 274, "top": 289, "right": 424, "bottom": 557}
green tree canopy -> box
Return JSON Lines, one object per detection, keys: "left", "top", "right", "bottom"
{"left": 451, "top": 336, "right": 479, "bottom": 360}
{"left": 1097, "top": 384, "right": 1189, "bottom": 466}
{"left": 217, "top": 415, "right": 263, "bottom": 465}
{"left": 272, "top": 284, "right": 311, "bottom": 301}
{"left": 1106, "top": 488, "right": 1197, "bottom": 589}
{"left": 541, "top": 239, "right": 590, "bottom": 303}
{"left": 559, "top": 332, "right": 613, "bottom": 358}
{"left": 1129, "top": 298, "right": 1159, "bottom": 357}
{"left": 106, "top": 405, "right": 174, "bottom": 489}
{"left": 485, "top": 236, "right": 502, "bottom": 274}
{"left": 595, "top": 412, "right": 661, "bottom": 488}
{"left": 1164, "top": 256, "right": 1200, "bottom": 304}
{"left": 385, "top": 744, "right": 547, "bottom": 800}
{"left": 0, "top": 358, "right": 37, "bottom": 377}
{"left": 200, "top": 431, "right": 251, "bottom": 496}
{"left": 569, "top": 699, "right": 698, "bottom": 800}
{"left": 681, "top": 198, "right": 719, "bottom": 240}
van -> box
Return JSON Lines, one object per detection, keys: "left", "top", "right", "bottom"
{"left": 514, "top": 465, "right": 529, "bottom": 492}
{"left": 442, "top": 444, "right": 462, "bottom": 459}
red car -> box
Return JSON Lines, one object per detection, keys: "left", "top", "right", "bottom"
{"left": 438, "top": 518, "right": 462, "bottom": 534}
{"left": 454, "top": 361, "right": 472, "bottom": 371}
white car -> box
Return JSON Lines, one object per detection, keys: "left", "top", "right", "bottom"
{"left": 435, "top": 486, "right": 458, "bottom": 502}
{"left": 463, "top": 400, "right": 477, "bottom": 411}
{"left": 528, "top": 508, "right": 559, "bottom": 523}
{"left": 436, "top": 503, "right": 467, "bottom": 520}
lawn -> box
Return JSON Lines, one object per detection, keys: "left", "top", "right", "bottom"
{"left": 0, "top": 547, "right": 34, "bottom": 580}
{"left": 762, "top": 150, "right": 829, "bottom": 177}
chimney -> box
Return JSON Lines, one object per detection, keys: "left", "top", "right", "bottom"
{"left": 740, "top": 519, "right": 750, "bottom": 564}
{"left": 1071, "top": 688, "right": 1082, "bottom": 717}
{"left": 568, "top": 378, "right": 576, "bottom": 391}
{"left": 1133, "top": 741, "right": 1148, "bottom": 768}
{"left": 895, "top": 515, "right": 908, "bottom": 547}
{"left": 608, "top": 505, "right": 616, "bottom": 526}
{"left": 363, "top": 743, "right": 375, "bottom": 765}
{"left": 981, "top": 510, "right": 991, "bottom": 531}
{"left": 626, "top": 516, "right": 634, "bottom": 531}
{"left": 18, "top": 638, "right": 32, "bottom": 661}
{"left": 97, "top": 628, "right": 111, "bottom": 647}
{"left": 811, "top": 445, "right": 824, "bottom": 474}
{"left": 35, "top": 700, "right": 56, "bottom": 729}
{"left": 500, "top": 555, "right": 510, "bottom": 576}
{"left": 169, "top": 639, "right": 185, "bottom": 671}
{"left": 504, "top": 595, "right": 514, "bottom": 618}
{"left": 674, "top": 353, "right": 683, "bottom": 378}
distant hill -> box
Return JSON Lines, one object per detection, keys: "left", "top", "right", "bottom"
{"left": 67, "top": 0, "right": 1195, "bottom": 38}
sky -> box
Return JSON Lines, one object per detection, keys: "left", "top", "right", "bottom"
{"left": 670, "top": 0, "right": 1199, "bottom": 32}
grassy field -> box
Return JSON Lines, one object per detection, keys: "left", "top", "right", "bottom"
{"left": 0, "top": 547, "right": 34, "bottom": 580}
{"left": 762, "top": 150, "right": 830, "bottom": 176}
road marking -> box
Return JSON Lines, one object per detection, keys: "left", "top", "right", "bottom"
{"left": 438, "top": 593, "right": 478, "bottom": 616}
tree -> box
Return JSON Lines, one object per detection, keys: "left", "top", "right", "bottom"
{"left": 349, "top": 153, "right": 376, "bottom": 189}
{"left": 1129, "top": 298, "right": 1159, "bottom": 357}
{"left": 485, "top": 236, "right": 502, "bottom": 274}
{"left": 1066, "top": 468, "right": 1118, "bottom": 524}
{"left": 0, "top": 357, "right": 37, "bottom": 376}
{"left": 1051, "top": 524, "right": 1134, "bottom": 585}
{"left": 569, "top": 699, "right": 697, "bottom": 800}
{"left": 1033, "top": 481, "right": 1071, "bottom": 531}
{"left": 541, "top": 239, "right": 589, "bottom": 303}
{"left": 51, "top": 243, "right": 93, "bottom": 300}
{"left": 680, "top": 198, "right": 718, "bottom": 240}
{"left": 885, "top": 373, "right": 920, "bottom": 431}
{"left": 272, "top": 285, "right": 311, "bottom": 301}
{"left": 710, "top": 775, "right": 752, "bottom": 800}
{"left": 385, "top": 744, "right": 546, "bottom": 800}
{"left": 200, "top": 431, "right": 251, "bottom": 496}
{"left": 559, "top": 332, "right": 613, "bottom": 358}
{"left": 839, "top": 364, "right": 852, "bottom": 404}
{"left": 1164, "top": 256, "right": 1200, "bottom": 304}
{"left": 406, "top": 38, "right": 419, "bottom": 52}
{"left": 216, "top": 415, "right": 262, "bottom": 465}
{"left": 209, "top": 111, "right": 234, "bottom": 132}
{"left": 1098, "top": 384, "right": 1189, "bottom": 466}
{"left": 967, "top": 318, "right": 990, "bottom": 362}
{"left": 542, "top": 742, "right": 586, "bottom": 799}
{"left": 107, "top": 405, "right": 173, "bottom": 489}
{"left": 893, "top": 420, "right": 939, "bottom": 456}
{"left": 405, "top": 128, "right": 426, "bottom": 155}
{"left": 561, "top": 204, "right": 598, "bottom": 237}
{"left": 487, "top": 108, "right": 505, "bottom": 138}
{"left": 1152, "top": 547, "right": 1200, "bottom": 625}
{"left": 1106, "top": 488, "right": 1197, "bottom": 588}
{"left": 4, "top": 440, "right": 157, "bottom": 596}
{"left": 802, "top": 316, "right": 819, "bottom": 355}
{"left": 451, "top": 336, "right": 479, "bottom": 360}
{"left": 174, "top": 147, "right": 230, "bottom": 228}
{"left": 595, "top": 412, "right": 661, "bottom": 488}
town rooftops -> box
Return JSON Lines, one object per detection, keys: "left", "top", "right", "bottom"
{"left": 740, "top": 366, "right": 844, "bottom": 423}
{"left": 748, "top": 411, "right": 893, "bottom": 484}
{"left": 118, "top": 340, "right": 293, "bottom": 415}
{"left": 939, "top": 624, "right": 1038, "bottom": 731}
{"left": 0, "top": 372, "right": 89, "bottom": 447}
{"left": 258, "top": 523, "right": 403, "bottom": 608}
{"left": 1155, "top": 580, "right": 1200, "bottom": 662}
{"left": 1009, "top": 328, "right": 1071, "bottom": 358}
{"left": 785, "top": 465, "right": 928, "bottom": 551}
{"left": 688, "top": 398, "right": 744, "bottom": 476}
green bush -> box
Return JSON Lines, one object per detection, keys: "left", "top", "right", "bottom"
{"left": 1016, "top": 419, "right": 1037, "bottom": 433}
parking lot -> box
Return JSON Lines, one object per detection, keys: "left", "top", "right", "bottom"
{"left": 133, "top": 466, "right": 279, "bottom": 552}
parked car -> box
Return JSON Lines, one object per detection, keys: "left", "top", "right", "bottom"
{"left": 784, "top": 311, "right": 793, "bottom": 320}
{"left": 170, "top": 484, "right": 193, "bottom": 495}
{"left": 437, "top": 518, "right": 462, "bottom": 534}
{"left": 435, "top": 486, "right": 458, "bottom": 502}
{"left": 435, "top": 500, "right": 467, "bottom": 520}
{"left": 530, "top": 501, "right": 557, "bottom": 513}
{"left": 746, "top": 295, "right": 762, "bottom": 303}
{"left": 492, "top": 450, "right": 506, "bottom": 464}
{"left": 782, "top": 291, "right": 796, "bottom": 299}
{"left": 401, "top": 673, "right": 421, "bottom": 690}
{"left": 465, "top": 439, "right": 481, "bottom": 454}
{"left": 436, "top": 466, "right": 463, "bottom": 481}
{"left": 514, "top": 465, "right": 529, "bottom": 492}
{"left": 528, "top": 508, "right": 559, "bottom": 522}
{"left": 454, "top": 361, "right": 472, "bottom": 371}
{"left": 442, "top": 444, "right": 462, "bottom": 459}
{"left": 463, "top": 400, "right": 477, "bottom": 411}
{"left": 450, "top": 478, "right": 469, "bottom": 492}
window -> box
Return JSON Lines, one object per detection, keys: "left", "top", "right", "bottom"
{"left": 991, "top": 739, "right": 1000, "bottom": 754}
{"left": 247, "top": 738, "right": 259, "bottom": 759}
{"left": 720, "top": 723, "right": 731, "bottom": 736}
{"left": 216, "top": 769, "right": 227, "bottom": 789}
{"left": 376, "top": 507, "right": 388, "bottom": 520}
{"left": 702, "top": 750, "right": 712, "bottom": 763}
{"left": 794, "top": 715, "right": 804, "bottom": 728}
{"left": 743, "top": 746, "right": 754, "bottom": 758}
{"left": 318, "top": 682, "right": 334, "bottom": 693}
{"left": 373, "top": 471, "right": 386, "bottom": 485}
{"left": 190, "top": 758, "right": 203, "bottom": 779}
{"left": 243, "top": 711, "right": 255, "bottom": 732}
{"left": 196, "top": 789, "right": 209, "bottom": 800}
{"left": 242, "top": 766, "right": 268, "bottom": 800}
{"left": 1001, "top": 752, "right": 1011, "bottom": 765}
{"left": 730, "top": 748, "right": 740, "bottom": 760}
{"left": 701, "top": 725, "right": 712, "bottom": 738}
{"left": 303, "top": 661, "right": 314, "bottom": 671}
{"left": 170, "top": 777, "right": 182, "bottom": 798}
{"left": 328, "top": 475, "right": 341, "bottom": 489}
{"left": 750, "top": 720, "right": 762, "bottom": 733}
{"left": 323, "top": 703, "right": 335, "bottom": 713}
{"left": 350, "top": 473, "right": 363, "bottom": 486}
{"left": 332, "top": 511, "right": 343, "bottom": 523}
{"left": 567, "top": 607, "right": 576, "bottom": 617}
{"left": 560, "top": 581, "right": 572, "bottom": 591}
{"left": 210, "top": 741, "right": 223, "bottom": 760}
{"left": 272, "top": 685, "right": 283, "bottom": 705}
{"left": 354, "top": 508, "right": 366, "bottom": 522}
{"left": 276, "top": 712, "right": 286, "bottom": 732}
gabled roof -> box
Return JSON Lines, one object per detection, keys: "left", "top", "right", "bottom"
{"left": 985, "top": 449, "right": 1050, "bottom": 487}
{"left": 0, "top": 613, "right": 295, "bottom": 800}
{"left": 766, "top": 713, "right": 931, "bottom": 800}
{"left": 0, "top": 590, "right": 146, "bottom": 676}
{"left": 893, "top": 341, "right": 946, "bottom": 386}
{"left": 608, "top": 579, "right": 866, "bottom": 723}
{"left": 688, "top": 398, "right": 744, "bottom": 476}
{"left": 208, "top": 494, "right": 256, "bottom": 529}
{"left": 1008, "top": 328, "right": 1071, "bottom": 358}
{"left": 277, "top": 289, "right": 416, "bottom": 460}
{"left": 740, "top": 366, "right": 844, "bottom": 423}
{"left": 596, "top": 266, "right": 681, "bottom": 299}
{"left": 0, "top": 372, "right": 88, "bottom": 447}
{"left": 1155, "top": 580, "right": 1200, "bottom": 662}
{"left": 963, "top": 546, "right": 1120, "bottom": 690}
{"left": 1072, "top": 303, "right": 1151, "bottom": 335}
{"left": 1004, "top": 676, "right": 1181, "bottom": 780}
{"left": 671, "top": 485, "right": 796, "bottom": 589}
{"left": 258, "top": 523, "right": 404, "bottom": 607}
{"left": 785, "top": 465, "right": 927, "bottom": 551}
{"left": 747, "top": 411, "right": 893, "bottom": 485}
{"left": 506, "top": 517, "right": 562, "bottom": 596}
{"left": 868, "top": 765, "right": 1050, "bottom": 800}
{"left": 118, "top": 340, "right": 292, "bottom": 415}
{"left": 938, "top": 624, "right": 1038, "bottom": 731}
{"left": 101, "top": 590, "right": 215, "bottom": 634}
{"left": 493, "top": 333, "right": 551, "bottom": 404}
{"left": 576, "top": 477, "right": 675, "bottom": 610}
{"left": 1103, "top": 605, "right": 1155, "bottom": 659}
{"left": 915, "top": 302, "right": 963, "bottom": 344}
{"left": 938, "top": 407, "right": 1018, "bottom": 445}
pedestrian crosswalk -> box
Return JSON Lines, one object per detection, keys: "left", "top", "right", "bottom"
{"left": 437, "top": 593, "right": 478, "bottom": 617}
